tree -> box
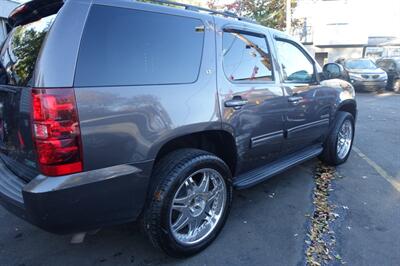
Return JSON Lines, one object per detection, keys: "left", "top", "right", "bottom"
{"left": 221, "top": 0, "right": 297, "bottom": 31}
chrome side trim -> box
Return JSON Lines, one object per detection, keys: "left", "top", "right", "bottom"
{"left": 287, "top": 118, "right": 330, "bottom": 138}
{"left": 251, "top": 130, "right": 284, "bottom": 148}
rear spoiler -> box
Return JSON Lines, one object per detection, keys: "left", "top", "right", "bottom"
{"left": 8, "top": 0, "right": 64, "bottom": 28}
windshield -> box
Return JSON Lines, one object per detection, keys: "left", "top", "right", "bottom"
{"left": 345, "top": 59, "right": 377, "bottom": 70}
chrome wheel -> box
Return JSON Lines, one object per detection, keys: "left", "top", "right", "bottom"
{"left": 337, "top": 119, "right": 353, "bottom": 160}
{"left": 169, "top": 168, "right": 227, "bottom": 246}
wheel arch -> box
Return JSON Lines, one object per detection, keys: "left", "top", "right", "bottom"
{"left": 153, "top": 130, "right": 237, "bottom": 175}
{"left": 336, "top": 99, "right": 357, "bottom": 120}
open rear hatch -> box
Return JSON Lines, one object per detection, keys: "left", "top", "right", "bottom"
{"left": 0, "top": 0, "right": 63, "bottom": 181}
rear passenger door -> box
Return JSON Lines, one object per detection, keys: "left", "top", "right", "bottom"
{"left": 273, "top": 37, "right": 330, "bottom": 154}
{"left": 215, "top": 22, "right": 286, "bottom": 174}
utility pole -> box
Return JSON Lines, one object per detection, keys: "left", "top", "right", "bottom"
{"left": 286, "top": 0, "right": 292, "bottom": 34}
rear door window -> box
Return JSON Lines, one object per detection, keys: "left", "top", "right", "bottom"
{"left": 0, "top": 15, "right": 57, "bottom": 87}
{"left": 376, "top": 60, "right": 387, "bottom": 69}
{"left": 75, "top": 6, "right": 205, "bottom": 87}
{"left": 223, "top": 30, "right": 274, "bottom": 82}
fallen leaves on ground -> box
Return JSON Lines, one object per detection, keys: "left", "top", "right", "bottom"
{"left": 305, "top": 163, "right": 344, "bottom": 266}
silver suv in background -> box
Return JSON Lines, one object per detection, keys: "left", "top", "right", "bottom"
{"left": 0, "top": 0, "right": 357, "bottom": 257}
{"left": 339, "top": 59, "right": 387, "bottom": 92}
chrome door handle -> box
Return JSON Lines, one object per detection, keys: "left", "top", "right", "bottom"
{"left": 288, "top": 96, "right": 303, "bottom": 103}
{"left": 224, "top": 98, "right": 248, "bottom": 109}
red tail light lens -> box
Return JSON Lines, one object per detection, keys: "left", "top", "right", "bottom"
{"left": 32, "top": 88, "right": 83, "bottom": 176}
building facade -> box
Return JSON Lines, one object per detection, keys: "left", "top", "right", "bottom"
{"left": 0, "top": 0, "right": 19, "bottom": 43}
{"left": 293, "top": 0, "right": 400, "bottom": 65}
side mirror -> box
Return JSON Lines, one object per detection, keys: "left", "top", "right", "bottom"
{"left": 323, "top": 63, "right": 346, "bottom": 80}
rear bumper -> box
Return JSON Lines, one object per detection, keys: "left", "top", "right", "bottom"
{"left": 0, "top": 159, "right": 153, "bottom": 234}
{"left": 351, "top": 80, "right": 387, "bottom": 91}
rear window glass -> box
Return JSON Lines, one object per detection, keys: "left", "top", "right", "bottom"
{"left": 0, "top": 15, "right": 56, "bottom": 87}
{"left": 75, "top": 6, "right": 205, "bottom": 87}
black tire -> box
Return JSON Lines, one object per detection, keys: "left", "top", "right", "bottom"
{"left": 319, "top": 111, "right": 355, "bottom": 166}
{"left": 143, "top": 149, "right": 233, "bottom": 258}
{"left": 393, "top": 79, "right": 400, "bottom": 93}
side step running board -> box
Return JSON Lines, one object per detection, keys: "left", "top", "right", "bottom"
{"left": 233, "top": 145, "right": 323, "bottom": 189}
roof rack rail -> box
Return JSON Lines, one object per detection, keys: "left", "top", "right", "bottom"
{"left": 136, "top": 0, "right": 258, "bottom": 24}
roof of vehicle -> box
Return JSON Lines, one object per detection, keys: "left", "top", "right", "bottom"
{"left": 9, "top": 0, "right": 294, "bottom": 40}
{"left": 345, "top": 58, "right": 374, "bottom": 62}
{"left": 127, "top": 0, "right": 290, "bottom": 38}
{"left": 133, "top": 0, "right": 257, "bottom": 24}
{"left": 9, "top": 0, "right": 292, "bottom": 42}
{"left": 377, "top": 57, "right": 400, "bottom": 61}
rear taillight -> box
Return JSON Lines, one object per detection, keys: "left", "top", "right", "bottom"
{"left": 32, "top": 88, "right": 83, "bottom": 176}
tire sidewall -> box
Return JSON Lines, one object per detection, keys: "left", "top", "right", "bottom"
{"left": 158, "top": 156, "right": 233, "bottom": 257}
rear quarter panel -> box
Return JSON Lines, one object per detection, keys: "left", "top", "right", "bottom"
{"left": 74, "top": 2, "right": 221, "bottom": 171}
{"left": 34, "top": 0, "right": 91, "bottom": 87}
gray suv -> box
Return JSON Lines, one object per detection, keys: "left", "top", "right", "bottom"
{"left": 340, "top": 59, "right": 388, "bottom": 92}
{"left": 0, "top": 0, "right": 357, "bottom": 257}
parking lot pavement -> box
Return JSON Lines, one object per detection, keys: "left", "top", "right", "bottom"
{"left": 0, "top": 161, "right": 315, "bottom": 266}
{"left": 352, "top": 92, "right": 400, "bottom": 179}
{"left": 0, "top": 92, "right": 399, "bottom": 266}
{"left": 334, "top": 152, "right": 400, "bottom": 266}
{"left": 333, "top": 92, "right": 400, "bottom": 266}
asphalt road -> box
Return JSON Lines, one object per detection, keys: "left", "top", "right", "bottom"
{"left": 0, "top": 92, "right": 399, "bottom": 266}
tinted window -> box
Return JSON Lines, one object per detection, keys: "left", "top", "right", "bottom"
{"left": 223, "top": 31, "right": 273, "bottom": 82}
{"left": 376, "top": 60, "right": 386, "bottom": 69}
{"left": 75, "top": 6, "right": 205, "bottom": 87}
{"left": 276, "top": 40, "right": 314, "bottom": 83}
{"left": 376, "top": 60, "right": 393, "bottom": 70}
{"left": 345, "top": 59, "right": 377, "bottom": 70}
{"left": 0, "top": 15, "right": 56, "bottom": 86}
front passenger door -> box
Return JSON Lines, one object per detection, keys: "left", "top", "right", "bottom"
{"left": 274, "top": 38, "right": 330, "bottom": 155}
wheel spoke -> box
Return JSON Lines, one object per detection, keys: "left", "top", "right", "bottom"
{"left": 198, "top": 172, "right": 210, "bottom": 193}
{"left": 172, "top": 203, "right": 187, "bottom": 212}
{"left": 173, "top": 195, "right": 191, "bottom": 206}
{"left": 188, "top": 217, "right": 201, "bottom": 236}
{"left": 208, "top": 185, "right": 222, "bottom": 203}
{"left": 172, "top": 212, "right": 190, "bottom": 232}
{"left": 185, "top": 177, "right": 197, "bottom": 194}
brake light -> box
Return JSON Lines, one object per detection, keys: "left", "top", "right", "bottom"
{"left": 32, "top": 88, "right": 83, "bottom": 176}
